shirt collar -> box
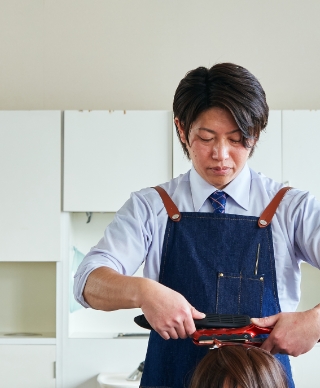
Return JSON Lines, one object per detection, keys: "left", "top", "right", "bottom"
{"left": 190, "top": 163, "right": 251, "bottom": 211}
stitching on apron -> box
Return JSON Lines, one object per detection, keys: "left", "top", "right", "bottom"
{"left": 217, "top": 275, "right": 263, "bottom": 281}
{"left": 260, "top": 279, "right": 264, "bottom": 317}
{"left": 238, "top": 274, "right": 242, "bottom": 314}
{"left": 266, "top": 227, "right": 281, "bottom": 314}
{"left": 215, "top": 275, "right": 220, "bottom": 313}
{"left": 182, "top": 216, "right": 258, "bottom": 222}
{"left": 160, "top": 220, "right": 172, "bottom": 282}
{"left": 216, "top": 274, "right": 264, "bottom": 315}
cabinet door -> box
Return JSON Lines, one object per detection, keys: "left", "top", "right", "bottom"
{"left": 0, "top": 345, "right": 56, "bottom": 388}
{"left": 64, "top": 111, "right": 173, "bottom": 211}
{"left": 247, "top": 110, "right": 282, "bottom": 182}
{"left": 283, "top": 110, "right": 320, "bottom": 198}
{"left": 0, "top": 111, "right": 61, "bottom": 262}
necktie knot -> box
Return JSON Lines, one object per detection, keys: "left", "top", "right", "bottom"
{"left": 209, "top": 191, "right": 228, "bottom": 213}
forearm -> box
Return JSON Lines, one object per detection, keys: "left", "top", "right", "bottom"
{"left": 312, "top": 303, "right": 320, "bottom": 336}
{"left": 83, "top": 266, "right": 205, "bottom": 339}
{"left": 83, "top": 266, "right": 153, "bottom": 311}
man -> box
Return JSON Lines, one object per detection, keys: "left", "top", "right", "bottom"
{"left": 74, "top": 63, "right": 320, "bottom": 388}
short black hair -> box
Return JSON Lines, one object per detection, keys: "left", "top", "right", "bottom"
{"left": 173, "top": 63, "right": 269, "bottom": 158}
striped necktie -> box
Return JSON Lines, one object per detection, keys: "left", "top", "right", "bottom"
{"left": 208, "top": 190, "right": 228, "bottom": 213}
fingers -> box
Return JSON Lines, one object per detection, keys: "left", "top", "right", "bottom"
{"left": 257, "top": 310, "right": 320, "bottom": 356}
{"left": 159, "top": 322, "right": 189, "bottom": 340}
{"left": 260, "top": 330, "right": 292, "bottom": 355}
{"left": 158, "top": 313, "right": 198, "bottom": 340}
{"left": 157, "top": 325, "right": 188, "bottom": 340}
{"left": 191, "top": 307, "right": 206, "bottom": 320}
{"left": 139, "top": 281, "right": 205, "bottom": 340}
{"left": 182, "top": 306, "right": 206, "bottom": 336}
{"left": 182, "top": 315, "right": 197, "bottom": 337}
{"left": 251, "top": 314, "right": 279, "bottom": 328}
{"left": 160, "top": 329, "right": 178, "bottom": 340}
{"left": 259, "top": 336, "right": 279, "bottom": 354}
{"left": 154, "top": 306, "right": 205, "bottom": 340}
{"left": 252, "top": 313, "right": 283, "bottom": 354}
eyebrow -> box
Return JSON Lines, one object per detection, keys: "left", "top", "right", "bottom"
{"left": 197, "top": 127, "right": 241, "bottom": 135}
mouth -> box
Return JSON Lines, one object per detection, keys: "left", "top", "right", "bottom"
{"left": 212, "top": 166, "right": 230, "bottom": 171}
{"left": 209, "top": 167, "right": 232, "bottom": 176}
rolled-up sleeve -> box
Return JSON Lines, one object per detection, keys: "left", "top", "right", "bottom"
{"left": 291, "top": 191, "right": 320, "bottom": 269}
{"left": 73, "top": 189, "right": 157, "bottom": 307}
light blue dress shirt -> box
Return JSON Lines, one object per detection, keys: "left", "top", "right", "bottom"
{"left": 74, "top": 164, "right": 320, "bottom": 313}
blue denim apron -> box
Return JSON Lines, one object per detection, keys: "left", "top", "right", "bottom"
{"left": 140, "top": 188, "right": 294, "bottom": 388}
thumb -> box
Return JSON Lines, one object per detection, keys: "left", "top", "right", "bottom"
{"left": 190, "top": 306, "right": 206, "bottom": 319}
{"left": 251, "top": 314, "right": 279, "bottom": 328}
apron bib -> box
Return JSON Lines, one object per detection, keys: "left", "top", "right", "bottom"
{"left": 141, "top": 187, "right": 294, "bottom": 388}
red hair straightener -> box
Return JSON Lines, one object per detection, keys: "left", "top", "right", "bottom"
{"left": 135, "top": 313, "right": 282, "bottom": 348}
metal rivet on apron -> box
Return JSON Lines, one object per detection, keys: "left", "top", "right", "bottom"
{"left": 172, "top": 214, "right": 179, "bottom": 220}
{"left": 259, "top": 220, "right": 267, "bottom": 226}
{"left": 219, "top": 273, "right": 224, "bottom": 277}
{"left": 260, "top": 277, "right": 264, "bottom": 281}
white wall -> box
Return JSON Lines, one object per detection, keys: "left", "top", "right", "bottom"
{"left": 1, "top": 0, "right": 320, "bottom": 110}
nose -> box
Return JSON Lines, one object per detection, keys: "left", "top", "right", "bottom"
{"left": 212, "top": 141, "right": 229, "bottom": 161}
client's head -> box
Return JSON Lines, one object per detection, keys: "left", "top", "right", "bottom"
{"left": 189, "top": 346, "right": 288, "bottom": 388}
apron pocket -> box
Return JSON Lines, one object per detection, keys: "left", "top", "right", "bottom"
{"left": 215, "top": 271, "right": 264, "bottom": 318}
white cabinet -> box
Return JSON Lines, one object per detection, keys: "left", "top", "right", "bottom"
{"left": 283, "top": 110, "right": 320, "bottom": 199}
{"left": 0, "top": 111, "right": 59, "bottom": 387}
{"left": 0, "top": 111, "right": 61, "bottom": 262}
{"left": 0, "top": 345, "right": 56, "bottom": 388}
{"left": 63, "top": 110, "right": 173, "bottom": 211}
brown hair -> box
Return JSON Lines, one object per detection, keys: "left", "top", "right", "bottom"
{"left": 189, "top": 346, "right": 288, "bottom": 388}
{"left": 173, "top": 63, "right": 269, "bottom": 159}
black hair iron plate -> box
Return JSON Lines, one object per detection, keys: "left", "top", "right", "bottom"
{"left": 134, "top": 313, "right": 251, "bottom": 331}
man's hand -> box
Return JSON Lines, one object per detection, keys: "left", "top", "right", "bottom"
{"left": 251, "top": 304, "right": 320, "bottom": 356}
{"left": 83, "top": 267, "right": 204, "bottom": 340}
{"left": 139, "top": 280, "right": 205, "bottom": 340}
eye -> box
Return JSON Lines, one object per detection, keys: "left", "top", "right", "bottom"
{"left": 198, "top": 136, "right": 213, "bottom": 143}
{"left": 229, "top": 134, "right": 242, "bottom": 144}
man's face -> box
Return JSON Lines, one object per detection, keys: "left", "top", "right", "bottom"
{"left": 175, "top": 107, "right": 254, "bottom": 189}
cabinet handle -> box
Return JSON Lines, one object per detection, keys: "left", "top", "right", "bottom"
{"left": 115, "top": 333, "right": 150, "bottom": 338}
{"left": 86, "top": 212, "right": 92, "bottom": 223}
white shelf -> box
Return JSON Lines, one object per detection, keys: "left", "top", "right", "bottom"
{"left": 0, "top": 262, "right": 56, "bottom": 337}
{"left": 0, "top": 332, "right": 56, "bottom": 345}
{"left": 69, "top": 332, "right": 149, "bottom": 339}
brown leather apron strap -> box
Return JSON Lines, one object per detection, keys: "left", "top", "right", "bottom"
{"left": 153, "top": 186, "right": 181, "bottom": 222}
{"left": 154, "top": 185, "right": 292, "bottom": 226}
{"left": 258, "top": 187, "right": 293, "bottom": 228}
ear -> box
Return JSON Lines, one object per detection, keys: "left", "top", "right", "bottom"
{"left": 174, "top": 118, "right": 187, "bottom": 144}
{"left": 248, "top": 138, "right": 257, "bottom": 158}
